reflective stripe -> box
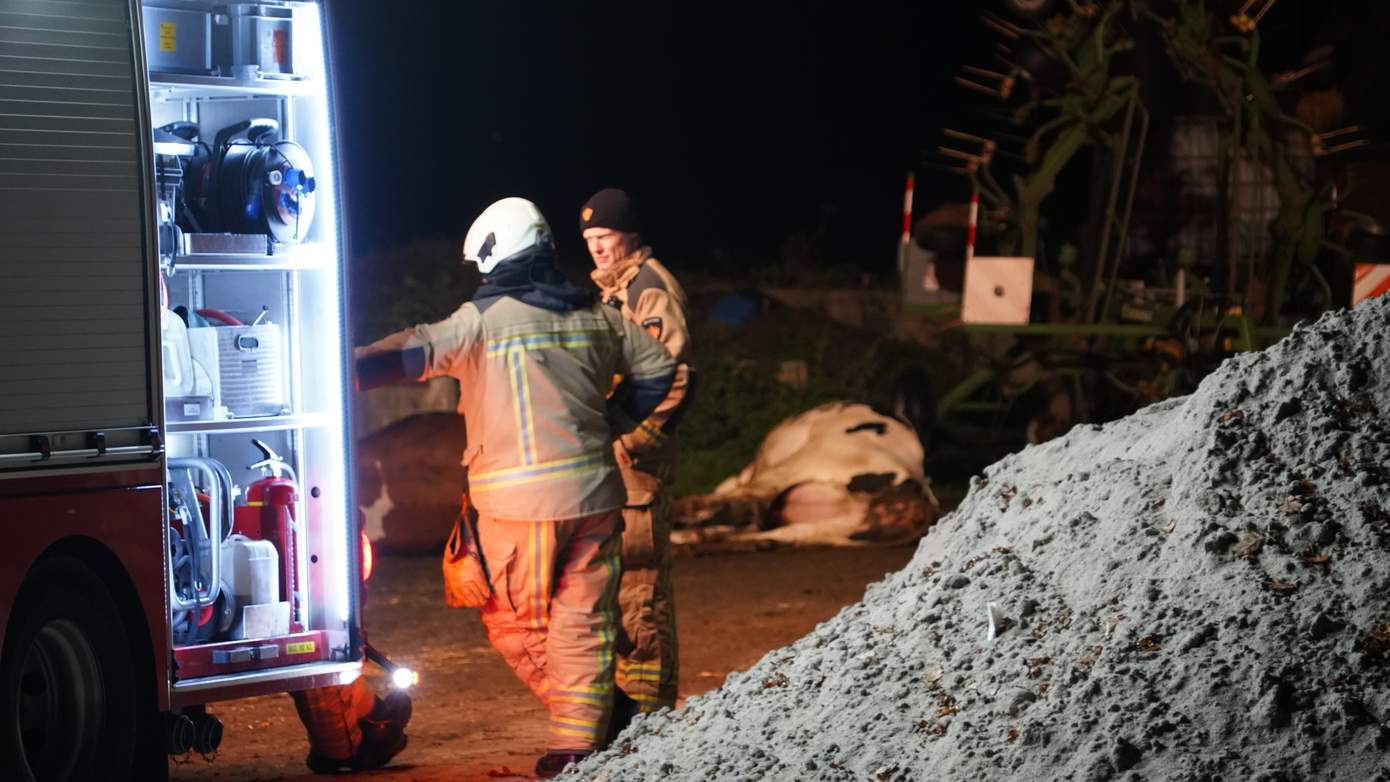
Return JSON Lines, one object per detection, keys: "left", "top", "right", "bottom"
{"left": 619, "top": 670, "right": 664, "bottom": 683}
{"left": 518, "top": 352, "right": 537, "bottom": 464}
{"left": 506, "top": 348, "right": 536, "bottom": 465}
{"left": 552, "top": 683, "right": 609, "bottom": 695}
{"left": 485, "top": 328, "right": 608, "bottom": 356}
{"left": 470, "top": 450, "right": 611, "bottom": 492}
{"left": 630, "top": 418, "right": 667, "bottom": 448}
{"left": 531, "top": 522, "right": 549, "bottom": 630}
{"left": 551, "top": 692, "right": 608, "bottom": 706}
{"left": 598, "top": 538, "right": 620, "bottom": 677}
{"left": 551, "top": 724, "right": 601, "bottom": 739}
{"left": 552, "top": 715, "right": 602, "bottom": 729}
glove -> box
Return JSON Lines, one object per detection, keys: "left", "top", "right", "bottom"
{"left": 442, "top": 509, "right": 491, "bottom": 608}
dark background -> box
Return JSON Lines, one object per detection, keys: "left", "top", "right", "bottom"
{"left": 325, "top": 1, "right": 1390, "bottom": 277}
{"left": 326, "top": 1, "right": 980, "bottom": 273}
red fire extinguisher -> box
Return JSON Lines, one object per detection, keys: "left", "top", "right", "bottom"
{"left": 237, "top": 439, "right": 302, "bottom": 632}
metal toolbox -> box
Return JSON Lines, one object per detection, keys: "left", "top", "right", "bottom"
{"left": 142, "top": 6, "right": 213, "bottom": 74}
{"left": 214, "top": 4, "right": 295, "bottom": 76}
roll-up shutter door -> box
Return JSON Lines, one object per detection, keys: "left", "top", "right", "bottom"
{"left": 0, "top": 0, "right": 153, "bottom": 435}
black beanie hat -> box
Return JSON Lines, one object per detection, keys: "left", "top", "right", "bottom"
{"left": 579, "top": 188, "right": 641, "bottom": 234}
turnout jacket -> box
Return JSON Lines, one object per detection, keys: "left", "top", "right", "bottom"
{"left": 359, "top": 296, "right": 676, "bottom": 522}
{"left": 590, "top": 247, "right": 693, "bottom": 459}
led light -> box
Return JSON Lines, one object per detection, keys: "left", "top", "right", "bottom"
{"left": 294, "top": 2, "right": 353, "bottom": 627}
{"left": 391, "top": 666, "right": 417, "bottom": 690}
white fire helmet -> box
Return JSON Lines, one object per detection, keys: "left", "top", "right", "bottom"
{"left": 461, "top": 197, "right": 554, "bottom": 274}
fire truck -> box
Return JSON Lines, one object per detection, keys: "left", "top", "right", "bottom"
{"left": 1, "top": 2, "right": 370, "bottom": 779}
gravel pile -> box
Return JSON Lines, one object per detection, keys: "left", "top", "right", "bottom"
{"left": 572, "top": 297, "right": 1390, "bottom": 782}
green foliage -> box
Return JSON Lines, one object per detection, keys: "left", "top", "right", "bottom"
{"left": 671, "top": 300, "right": 966, "bottom": 497}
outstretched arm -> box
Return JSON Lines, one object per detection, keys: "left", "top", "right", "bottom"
{"left": 353, "top": 304, "right": 480, "bottom": 390}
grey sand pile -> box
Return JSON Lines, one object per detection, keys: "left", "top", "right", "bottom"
{"left": 572, "top": 297, "right": 1390, "bottom": 781}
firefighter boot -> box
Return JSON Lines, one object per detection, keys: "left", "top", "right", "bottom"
{"left": 357, "top": 690, "right": 412, "bottom": 767}
{"left": 305, "top": 691, "right": 412, "bottom": 773}
{"left": 535, "top": 750, "right": 593, "bottom": 779}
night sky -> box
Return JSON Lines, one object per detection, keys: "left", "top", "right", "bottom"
{"left": 327, "top": 1, "right": 979, "bottom": 273}
{"left": 324, "top": 1, "right": 1388, "bottom": 277}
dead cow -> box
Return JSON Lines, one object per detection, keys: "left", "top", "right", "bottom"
{"left": 673, "top": 402, "right": 940, "bottom": 550}
{"left": 357, "top": 412, "right": 467, "bottom": 553}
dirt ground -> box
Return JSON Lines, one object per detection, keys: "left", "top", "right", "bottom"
{"left": 169, "top": 545, "right": 915, "bottom": 782}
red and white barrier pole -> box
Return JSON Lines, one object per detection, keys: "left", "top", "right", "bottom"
{"left": 1354, "top": 263, "right": 1390, "bottom": 307}
{"left": 965, "top": 190, "right": 979, "bottom": 263}
{"left": 901, "top": 172, "right": 915, "bottom": 244}
{"left": 898, "top": 172, "right": 915, "bottom": 274}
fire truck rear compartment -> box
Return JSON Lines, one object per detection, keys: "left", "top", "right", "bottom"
{"left": 146, "top": 0, "right": 358, "bottom": 684}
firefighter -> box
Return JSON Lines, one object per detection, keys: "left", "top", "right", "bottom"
{"left": 292, "top": 516, "right": 412, "bottom": 773}
{"left": 293, "top": 676, "right": 412, "bottom": 773}
{"left": 579, "top": 188, "right": 692, "bottom": 734}
{"left": 354, "top": 197, "right": 676, "bottom": 778}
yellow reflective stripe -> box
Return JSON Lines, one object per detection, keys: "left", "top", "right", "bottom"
{"left": 552, "top": 715, "right": 601, "bottom": 729}
{"left": 469, "top": 450, "right": 610, "bottom": 492}
{"left": 530, "top": 522, "right": 550, "bottom": 630}
{"left": 553, "top": 683, "right": 608, "bottom": 695}
{"left": 485, "top": 329, "right": 607, "bottom": 356}
{"left": 551, "top": 725, "right": 601, "bottom": 740}
{"left": 599, "top": 538, "right": 620, "bottom": 676}
{"left": 518, "top": 350, "right": 537, "bottom": 465}
{"left": 551, "top": 693, "right": 607, "bottom": 706}
{"left": 619, "top": 671, "right": 664, "bottom": 683}
{"left": 506, "top": 348, "right": 530, "bottom": 465}
{"left": 629, "top": 693, "right": 665, "bottom": 706}
{"left": 631, "top": 419, "right": 667, "bottom": 447}
{"left": 619, "top": 669, "right": 664, "bottom": 679}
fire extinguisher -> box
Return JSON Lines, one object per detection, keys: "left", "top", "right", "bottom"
{"left": 242, "top": 439, "right": 302, "bottom": 632}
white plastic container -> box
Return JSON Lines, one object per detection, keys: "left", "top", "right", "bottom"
{"left": 161, "top": 309, "right": 195, "bottom": 397}
{"left": 220, "top": 533, "right": 280, "bottom": 606}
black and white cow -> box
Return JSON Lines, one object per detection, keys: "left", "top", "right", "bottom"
{"left": 672, "top": 402, "right": 940, "bottom": 550}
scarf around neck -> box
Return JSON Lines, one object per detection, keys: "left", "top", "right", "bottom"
{"left": 589, "top": 245, "right": 652, "bottom": 299}
{"left": 473, "top": 246, "right": 596, "bottom": 313}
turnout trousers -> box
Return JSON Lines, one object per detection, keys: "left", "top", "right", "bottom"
{"left": 291, "top": 676, "right": 376, "bottom": 760}
{"left": 477, "top": 510, "right": 622, "bottom": 751}
{"left": 615, "top": 460, "right": 679, "bottom": 712}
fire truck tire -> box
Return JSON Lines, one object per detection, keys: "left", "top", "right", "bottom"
{"left": 0, "top": 556, "right": 146, "bottom": 782}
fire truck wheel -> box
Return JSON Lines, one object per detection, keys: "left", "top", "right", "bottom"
{"left": 0, "top": 556, "right": 144, "bottom": 782}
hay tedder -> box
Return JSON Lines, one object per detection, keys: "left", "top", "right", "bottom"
{"left": 900, "top": 0, "right": 1388, "bottom": 462}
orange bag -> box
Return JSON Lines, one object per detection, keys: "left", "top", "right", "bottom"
{"left": 442, "top": 507, "right": 491, "bottom": 608}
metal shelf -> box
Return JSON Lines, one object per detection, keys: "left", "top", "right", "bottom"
{"left": 167, "top": 412, "right": 328, "bottom": 435}
{"left": 149, "top": 72, "right": 313, "bottom": 101}
{"left": 175, "top": 241, "right": 329, "bottom": 271}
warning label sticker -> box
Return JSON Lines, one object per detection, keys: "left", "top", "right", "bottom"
{"left": 286, "top": 641, "right": 316, "bottom": 655}
{"left": 159, "top": 22, "right": 177, "bottom": 52}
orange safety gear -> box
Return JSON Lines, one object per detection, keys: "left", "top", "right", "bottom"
{"left": 477, "top": 510, "right": 622, "bottom": 751}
